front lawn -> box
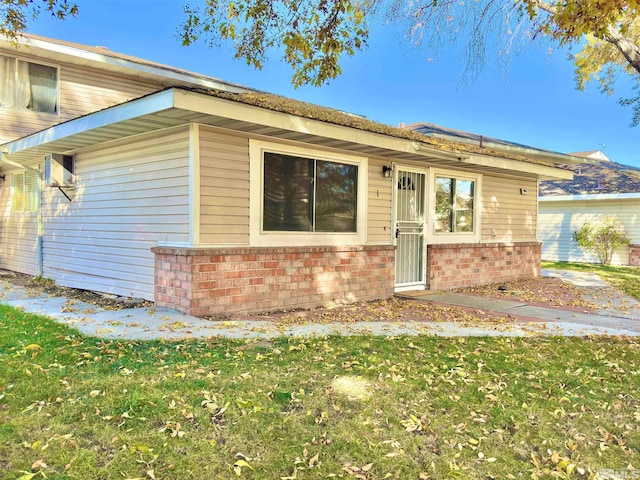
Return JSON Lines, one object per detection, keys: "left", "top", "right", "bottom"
{"left": 542, "top": 261, "right": 640, "bottom": 300}
{"left": 1, "top": 305, "right": 638, "bottom": 480}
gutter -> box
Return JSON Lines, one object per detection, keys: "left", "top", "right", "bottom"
{"left": 0, "top": 148, "right": 43, "bottom": 276}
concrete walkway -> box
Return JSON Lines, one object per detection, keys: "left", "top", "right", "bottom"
{"left": 1, "top": 269, "right": 638, "bottom": 340}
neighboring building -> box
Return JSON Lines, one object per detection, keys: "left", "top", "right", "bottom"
{"left": 1, "top": 35, "right": 576, "bottom": 316}
{"left": 538, "top": 151, "right": 640, "bottom": 266}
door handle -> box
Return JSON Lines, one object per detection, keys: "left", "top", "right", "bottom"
{"left": 395, "top": 227, "right": 400, "bottom": 238}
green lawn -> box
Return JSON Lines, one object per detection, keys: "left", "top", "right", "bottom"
{"left": 542, "top": 261, "right": 640, "bottom": 301}
{"left": 1, "top": 305, "right": 639, "bottom": 480}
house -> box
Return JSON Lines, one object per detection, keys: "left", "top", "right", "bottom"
{"left": 538, "top": 150, "right": 640, "bottom": 266}
{"left": 1, "top": 34, "right": 576, "bottom": 316}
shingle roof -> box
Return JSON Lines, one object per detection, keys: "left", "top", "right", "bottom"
{"left": 539, "top": 157, "right": 640, "bottom": 196}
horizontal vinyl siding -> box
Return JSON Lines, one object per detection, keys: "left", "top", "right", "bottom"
{"left": 0, "top": 165, "right": 39, "bottom": 275}
{"left": 481, "top": 175, "right": 538, "bottom": 242}
{"left": 538, "top": 198, "right": 640, "bottom": 265}
{"left": 0, "top": 49, "right": 162, "bottom": 142}
{"left": 199, "top": 126, "right": 250, "bottom": 245}
{"left": 367, "top": 157, "right": 393, "bottom": 245}
{"left": 42, "top": 127, "right": 190, "bottom": 300}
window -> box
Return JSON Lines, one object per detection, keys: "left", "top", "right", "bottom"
{"left": 435, "top": 175, "right": 475, "bottom": 234}
{"left": 0, "top": 55, "right": 58, "bottom": 114}
{"left": 11, "top": 171, "right": 40, "bottom": 213}
{"left": 262, "top": 152, "right": 358, "bottom": 233}
{"left": 250, "top": 140, "right": 367, "bottom": 246}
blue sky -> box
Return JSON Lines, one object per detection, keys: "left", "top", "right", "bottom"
{"left": 30, "top": 0, "right": 640, "bottom": 166}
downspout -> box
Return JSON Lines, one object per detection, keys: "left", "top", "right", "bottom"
{"left": 1, "top": 148, "right": 44, "bottom": 276}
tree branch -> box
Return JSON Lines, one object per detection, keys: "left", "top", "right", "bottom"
{"left": 604, "top": 26, "right": 640, "bottom": 75}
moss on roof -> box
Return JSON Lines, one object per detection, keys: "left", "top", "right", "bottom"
{"left": 190, "top": 88, "right": 555, "bottom": 166}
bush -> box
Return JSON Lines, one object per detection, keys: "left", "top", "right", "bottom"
{"left": 572, "top": 216, "right": 630, "bottom": 265}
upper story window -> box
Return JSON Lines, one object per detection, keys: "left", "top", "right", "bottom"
{"left": 0, "top": 55, "right": 58, "bottom": 114}
{"left": 11, "top": 171, "right": 39, "bottom": 213}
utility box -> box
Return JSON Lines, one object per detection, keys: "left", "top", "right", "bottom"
{"left": 44, "top": 154, "right": 75, "bottom": 187}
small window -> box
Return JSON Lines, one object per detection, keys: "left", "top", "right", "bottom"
{"left": 435, "top": 175, "right": 475, "bottom": 233}
{"left": 0, "top": 55, "right": 58, "bottom": 114}
{"left": 11, "top": 171, "right": 39, "bottom": 213}
{"left": 262, "top": 152, "right": 358, "bottom": 233}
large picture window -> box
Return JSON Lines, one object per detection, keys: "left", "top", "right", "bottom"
{"left": 435, "top": 175, "right": 475, "bottom": 233}
{"left": 0, "top": 55, "right": 58, "bottom": 114}
{"left": 263, "top": 152, "right": 358, "bottom": 233}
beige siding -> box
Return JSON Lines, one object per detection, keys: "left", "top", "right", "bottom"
{"left": 41, "top": 127, "right": 190, "bottom": 299}
{"left": 0, "top": 49, "right": 162, "bottom": 143}
{"left": 199, "top": 126, "right": 250, "bottom": 245}
{"left": 0, "top": 165, "right": 40, "bottom": 275}
{"left": 481, "top": 175, "right": 538, "bottom": 242}
{"left": 538, "top": 198, "right": 640, "bottom": 265}
{"left": 367, "top": 157, "right": 393, "bottom": 244}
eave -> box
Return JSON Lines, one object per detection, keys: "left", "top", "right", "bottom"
{"left": 1, "top": 88, "right": 573, "bottom": 181}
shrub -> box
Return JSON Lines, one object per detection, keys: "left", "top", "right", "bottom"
{"left": 572, "top": 216, "right": 630, "bottom": 265}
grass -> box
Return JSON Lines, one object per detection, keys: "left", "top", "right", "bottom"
{"left": 542, "top": 261, "right": 640, "bottom": 300}
{"left": 1, "top": 306, "right": 639, "bottom": 480}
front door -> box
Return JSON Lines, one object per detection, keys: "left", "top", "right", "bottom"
{"left": 393, "top": 167, "right": 427, "bottom": 289}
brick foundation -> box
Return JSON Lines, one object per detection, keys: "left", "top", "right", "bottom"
{"left": 427, "top": 242, "right": 541, "bottom": 291}
{"left": 151, "top": 245, "right": 396, "bottom": 316}
{"left": 629, "top": 244, "right": 640, "bottom": 266}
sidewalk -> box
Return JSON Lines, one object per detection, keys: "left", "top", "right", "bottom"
{"left": 1, "top": 269, "right": 638, "bottom": 340}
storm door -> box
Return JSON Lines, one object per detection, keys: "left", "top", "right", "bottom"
{"left": 393, "top": 167, "right": 427, "bottom": 289}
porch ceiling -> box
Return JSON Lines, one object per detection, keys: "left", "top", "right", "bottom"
{"left": 2, "top": 89, "right": 572, "bottom": 180}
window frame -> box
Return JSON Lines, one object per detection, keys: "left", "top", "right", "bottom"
{"left": 0, "top": 54, "right": 60, "bottom": 115}
{"left": 250, "top": 139, "right": 367, "bottom": 247}
{"left": 428, "top": 168, "right": 481, "bottom": 244}
{"left": 11, "top": 170, "right": 40, "bottom": 214}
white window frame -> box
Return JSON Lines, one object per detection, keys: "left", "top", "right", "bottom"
{"left": 428, "top": 168, "right": 482, "bottom": 244}
{"left": 11, "top": 170, "right": 40, "bottom": 214}
{"left": 250, "top": 139, "right": 367, "bottom": 247}
{"left": 0, "top": 54, "right": 60, "bottom": 115}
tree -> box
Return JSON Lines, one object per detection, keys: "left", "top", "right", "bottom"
{"left": 0, "top": 1, "right": 78, "bottom": 41}
{"left": 572, "top": 216, "right": 630, "bottom": 265}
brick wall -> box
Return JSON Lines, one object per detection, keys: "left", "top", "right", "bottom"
{"left": 427, "top": 242, "right": 541, "bottom": 291}
{"left": 629, "top": 244, "right": 640, "bottom": 266}
{"left": 151, "top": 245, "right": 396, "bottom": 316}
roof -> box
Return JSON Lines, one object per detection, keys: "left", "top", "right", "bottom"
{"left": 0, "top": 34, "right": 577, "bottom": 180}
{"left": 1, "top": 87, "right": 573, "bottom": 181}
{"left": 1, "top": 33, "right": 253, "bottom": 94}
{"left": 540, "top": 157, "right": 640, "bottom": 196}
{"left": 568, "top": 150, "right": 612, "bottom": 162}
{"left": 407, "top": 122, "right": 585, "bottom": 165}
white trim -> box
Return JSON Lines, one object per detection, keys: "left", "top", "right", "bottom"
{"left": 539, "top": 192, "right": 640, "bottom": 202}
{"left": 189, "top": 123, "right": 200, "bottom": 245}
{"left": 249, "top": 139, "right": 367, "bottom": 247}
{"left": 156, "top": 241, "right": 250, "bottom": 248}
{"left": 16, "top": 35, "right": 251, "bottom": 94}
{"left": 428, "top": 168, "right": 482, "bottom": 244}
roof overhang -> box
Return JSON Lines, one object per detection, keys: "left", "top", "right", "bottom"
{"left": 1, "top": 34, "right": 252, "bottom": 94}
{"left": 1, "top": 88, "right": 573, "bottom": 181}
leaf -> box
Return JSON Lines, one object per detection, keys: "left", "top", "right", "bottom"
{"left": 25, "top": 344, "right": 42, "bottom": 352}
{"left": 233, "top": 459, "right": 253, "bottom": 475}
{"left": 309, "top": 452, "right": 319, "bottom": 468}
{"left": 16, "top": 473, "right": 37, "bottom": 480}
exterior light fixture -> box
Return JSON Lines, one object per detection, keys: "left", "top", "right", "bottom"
{"left": 382, "top": 165, "right": 393, "bottom": 178}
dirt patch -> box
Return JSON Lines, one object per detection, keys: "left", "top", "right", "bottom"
{"left": 0, "top": 271, "right": 153, "bottom": 310}
{"left": 454, "top": 277, "right": 599, "bottom": 313}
